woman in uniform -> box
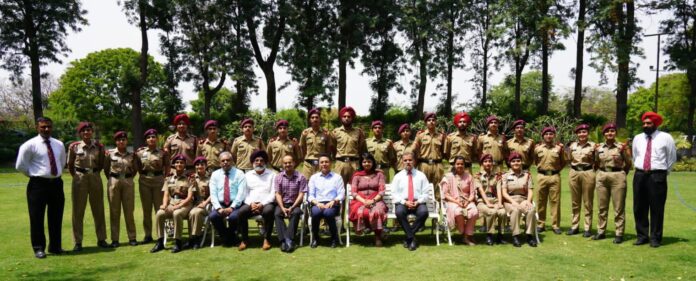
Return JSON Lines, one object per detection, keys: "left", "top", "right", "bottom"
{"left": 187, "top": 156, "right": 210, "bottom": 249}
{"left": 501, "top": 152, "right": 537, "bottom": 247}
{"left": 151, "top": 155, "right": 195, "bottom": 253}
{"left": 474, "top": 153, "right": 507, "bottom": 245}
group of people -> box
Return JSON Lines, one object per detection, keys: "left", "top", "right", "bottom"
{"left": 15, "top": 108, "right": 676, "bottom": 259}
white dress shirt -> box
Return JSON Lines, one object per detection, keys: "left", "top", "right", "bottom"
{"left": 16, "top": 135, "right": 66, "bottom": 178}
{"left": 243, "top": 168, "right": 277, "bottom": 205}
{"left": 632, "top": 130, "right": 677, "bottom": 171}
{"left": 307, "top": 171, "right": 345, "bottom": 203}
{"left": 390, "top": 168, "right": 429, "bottom": 204}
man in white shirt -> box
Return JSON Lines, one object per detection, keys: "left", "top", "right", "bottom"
{"left": 391, "top": 152, "right": 430, "bottom": 251}
{"left": 15, "top": 117, "right": 67, "bottom": 259}
{"left": 632, "top": 111, "right": 677, "bottom": 248}
{"left": 239, "top": 150, "right": 276, "bottom": 250}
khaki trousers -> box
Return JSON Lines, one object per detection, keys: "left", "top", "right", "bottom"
{"left": 138, "top": 175, "right": 164, "bottom": 238}
{"left": 596, "top": 171, "right": 627, "bottom": 236}
{"left": 418, "top": 162, "right": 443, "bottom": 200}
{"left": 477, "top": 198, "right": 506, "bottom": 234}
{"left": 156, "top": 205, "right": 192, "bottom": 239}
{"left": 71, "top": 172, "right": 107, "bottom": 243}
{"left": 107, "top": 177, "right": 136, "bottom": 241}
{"left": 189, "top": 206, "right": 208, "bottom": 236}
{"left": 569, "top": 169, "right": 596, "bottom": 231}
{"left": 536, "top": 174, "right": 561, "bottom": 230}
{"left": 505, "top": 195, "right": 536, "bottom": 236}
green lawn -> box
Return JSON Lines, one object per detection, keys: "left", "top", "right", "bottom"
{"left": 0, "top": 169, "right": 695, "bottom": 280}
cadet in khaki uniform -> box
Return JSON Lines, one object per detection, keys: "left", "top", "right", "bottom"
{"left": 501, "top": 152, "right": 537, "bottom": 247}
{"left": 533, "top": 126, "right": 566, "bottom": 234}
{"left": 67, "top": 122, "right": 109, "bottom": 251}
{"left": 414, "top": 112, "right": 445, "bottom": 199}
{"left": 477, "top": 116, "right": 506, "bottom": 173}
{"left": 135, "top": 128, "right": 169, "bottom": 244}
{"left": 267, "top": 119, "right": 303, "bottom": 172}
{"left": 197, "top": 120, "right": 227, "bottom": 174}
{"left": 299, "top": 108, "right": 331, "bottom": 180}
{"left": 366, "top": 120, "right": 396, "bottom": 181}
{"left": 104, "top": 131, "right": 140, "bottom": 247}
{"left": 594, "top": 123, "right": 632, "bottom": 244}
{"left": 150, "top": 155, "right": 195, "bottom": 253}
{"left": 230, "top": 118, "right": 266, "bottom": 173}
{"left": 445, "top": 112, "right": 477, "bottom": 170}
{"left": 187, "top": 157, "right": 210, "bottom": 249}
{"left": 567, "top": 124, "right": 597, "bottom": 237}
{"left": 164, "top": 114, "right": 197, "bottom": 174}
{"left": 393, "top": 123, "right": 415, "bottom": 174}
{"left": 474, "top": 153, "right": 507, "bottom": 245}
{"left": 331, "top": 106, "right": 366, "bottom": 185}
{"left": 505, "top": 120, "right": 535, "bottom": 171}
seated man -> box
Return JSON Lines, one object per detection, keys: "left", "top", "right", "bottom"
{"left": 238, "top": 150, "right": 277, "bottom": 251}
{"left": 307, "top": 154, "right": 345, "bottom": 248}
{"left": 274, "top": 155, "right": 308, "bottom": 253}
{"left": 207, "top": 152, "right": 247, "bottom": 247}
{"left": 391, "top": 152, "right": 429, "bottom": 251}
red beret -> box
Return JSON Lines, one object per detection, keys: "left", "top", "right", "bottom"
{"left": 308, "top": 108, "right": 321, "bottom": 117}
{"left": 424, "top": 112, "right": 436, "bottom": 121}
{"left": 173, "top": 114, "right": 190, "bottom": 126}
{"left": 512, "top": 119, "right": 526, "bottom": 128}
{"left": 486, "top": 115, "right": 499, "bottom": 124}
{"left": 193, "top": 156, "right": 207, "bottom": 165}
{"left": 371, "top": 120, "right": 383, "bottom": 128}
{"left": 507, "top": 152, "right": 522, "bottom": 163}
{"left": 204, "top": 120, "right": 218, "bottom": 129}
{"left": 453, "top": 112, "right": 471, "bottom": 125}
{"left": 275, "top": 119, "right": 289, "bottom": 128}
{"left": 602, "top": 123, "right": 617, "bottom": 134}
{"left": 76, "top": 121, "right": 92, "bottom": 133}
{"left": 541, "top": 126, "right": 556, "bottom": 135}
{"left": 339, "top": 106, "right": 356, "bottom": 118}
{"left": 241, "top": 118, "right": 254, "bottom": 127}
{"left": 479, "top": 153, "right": 493, "bottom": 164}
{"left": 575, "top": 124, "right": 590, "bottom": 133}
{"left": 113, "top": 131, "right": 127, "bottom": 140}
{"left": 171, "top": 154, "right": 186, "bottom": 163}
{"left": 641, "top": 111, "right": 663, "bottom": 127}
{"left": 398, "top": 123, "right": 410, "bottom": 134}
{"left": 143, "top": 128, "right": 158, "bottom": 137}
{"left": 250, "top": 149, "right": 269, "bottom": 163}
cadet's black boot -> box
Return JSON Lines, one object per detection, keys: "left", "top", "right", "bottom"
{"left": 184, "top": 236, "right": 198, "bottom": 249}
{"left": 150, "top": 238, "right": 165, "bottom": 253}
{"left": 485, "top": 234, "right": 494, "bottom": 246}
{"left": 527, "top": 235, "right": 537, "bottom": 247}
{"left": 512, "top": 235, "right": 521, "bottom": 247}
{"left": 171, "top": 239, "right": 183, "bottom": 253}
{"left": 191, "top": 236, "right": 202, "bottom": 249}
{"left": 496, "top": 232, "right": 507, "bottom": 244}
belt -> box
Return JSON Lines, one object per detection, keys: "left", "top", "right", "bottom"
{"left": 599, "top": 167, "right": 623, "bottom": 172}
{"left": 485, "top": 192, "right": 495, "bottom": 198}
{"left": 635, "top": 169, "right": 667, "bottom": 174}
{"left": 418, "top": 158, "right": 442, "bottom": 165}
{"left": 509, "top": 193, "right": 527, "bottom": 197}
{"left": 538, "top": 169, "right": 560, "bottom": 176}
{"left": 304, "top": 159, "right": 319, "bottom": 165}
{"left": 29, "top": 176, "right": 62, "bottom": 182}
{"left": 571, "top": 165, "right": 593, "bottom": 171}
{"left": 140, "top": 170, "right": 164, "bottom": 177}
{"left": 75, "top": 167, "right": 96, "bottom": 174}
{"left": 337, "top": 156, "right": 359, "bottom": 162}
{"left": 109, "top": 172, "right": 134, "bottom": 179}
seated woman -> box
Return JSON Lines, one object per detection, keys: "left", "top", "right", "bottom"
{"left": 439, "top": 156, "right": 479, "bottom": 245}
{"left": 501, "top": 152, "right": 537, "bottom": 247}
{"left": 349, "top": 153, "right": 388, "bottom": 246}
{"left": 187, "top": 156, "right": 210, "bottom": 249}
{"left": 151, "top": 154, "right": 195, "bottom": 253}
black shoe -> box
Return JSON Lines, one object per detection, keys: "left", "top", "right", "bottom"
{"left": 286, "top": 240, "right": 295, "bottom": 253}
{"left": 527, "top": 235, "right": 537, "bottom": 247}
{"left": 566, "top": 228, "right": 579, "bottom": 235}
{"left": 512, "top": 236, "right": 521, "bottom": 247}
{"left": 485, "top": 234, "right": 494, "bottom": 246}
{"left": 536, "top": 227, "right": 545, "bottom": 233}
{"left": 634, "top": 238, "right": 649, "bottom": 246}
{"left": 408, "top": 240, "right": 418, "bottom": 251}
{"left": 593, "top": 233, "right": 606, "bottom": 240}
{"left": 73, "top": 243, "right": 83, "bottom": 252}
{"left": 403, "top": 240, "right": 409, "bottom": 248}
{"left": 150, "top": 239, "right": 165, "bottom": 253}
{"left": 97, "top": 240, "right": 110, "bottom": 248}
{"left": 650, "top": 241, "right": 661, "bottom": 248}
{"left": 280, "top": 241, "right": 288, "bottom": 252}
{"left": 613, "top": 236, "right": 624, "bottom": 244}
{"left": 330, "top": 240, "right": 338, "bottom": 248}
{"left": 583, "top": 230, "right": 592, "bottom": 238}
{"left": 183, "top": 236, "right": 197, "bottom": 249}
{"left": 553, "top": 228, "right": 562, "bottom": 235}
{"left": 496, "top": 233, "right": 507, "bottom": 244}
{"left": 110, "top": 241, "right": 120, "bottom": 248}
{"left": 34, "top": 250, "right": 47, "bottom": 259}
{"left": 310, "top": 239, "right": 318, "bottom": 249}
{"left": 171, "top": 239, "right": 183, "bottom": 253}
{"left": 141, "top": 236, "right": 153, "bottom": 244}
{"left": 128, "top": 239, "right": 139, "bottom": 246}
{"left": 48, "top": 248, "right": 66, "bottom": 255}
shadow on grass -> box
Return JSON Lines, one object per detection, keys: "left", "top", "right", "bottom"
{"left": 68, "top": 245, "right": 116, "bottom": 256}
{"left": 15, "top": 261, "right": 134, "bottom": 281}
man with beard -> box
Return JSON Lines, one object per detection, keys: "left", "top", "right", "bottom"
{"left": 445, "top": 112, "right": 477, "bottom": 171}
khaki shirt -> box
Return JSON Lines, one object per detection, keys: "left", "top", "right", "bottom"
{"left": 474, "top": 171, "right": 501, "bottom": 199}
{"left": 68, "top": 140, "right": 105, "bottom": 174}
{"left": 164, "top": 133, "right": 197, "bottom": 167}
{"left": 568, "top": 141, "right": 596, "bottom": 168}
{"left": 197, "top": 138, "right": 227, "bottom": 169}
{"left": 104, "top": 148, "right": 138, "bottom": 176}
{"left": 230, "top": 136, "right": 265, "bottom": 170}
{"left": 393, "top": 140, "right": 415, "bottom": 171}
{"left": 534, "top": 143, "right": 566, "bottom": 171}
{"left": 596, "top": 142, "right": 632, "bottom": 170}
{"left": 414, "top": 130, "right": 445, "bottom": 161}
{"left": 267, "top": 137, "right": 302, "bottom": 169}
{"left": 299, "top": 127, "right": 331, "bottom": 160}
{"left": 162, "top": 173, "right": 194, "bottom": 206}
{"left": 477, "top": 132, "right": 505, "bottom": 163}
{"left": 192, "top": 173, "right": 210, "bottom": 203}
{"left": 135, "top": 146, "right": 168, "bottom": 174}
{"left": 501, "top": 171, "right": 533, "bottom": 196}
{"left": 366, "top": 137, "right": 396, "bottom": 168}
{"left": 331, "top": 126, "right": 366, "bottom": 158}
{"left": 445, "top": 132, "right": 476, "bottom": 164}
{"left": 506, "top": 137, "right": 534, "bottom": 167}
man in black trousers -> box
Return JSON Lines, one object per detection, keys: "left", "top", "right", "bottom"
{"left": 15, "top": 117, "right": 67, "bottom": 258}
{"left": 631, "top": 112, "right": 677, "bottom": 248}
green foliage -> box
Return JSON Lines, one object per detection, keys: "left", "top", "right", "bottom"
{"left": 275, "top": 108, "right": 306, "bottom": 138}
{"left": 190, "top": 87, "right": 239, "bottom": 134}
{"left": 627, "top": 73, "right": 693, "bottom": 136}
{"left": 487, "top": 71, "right": 562, "bottom": 120}
{"left": 221, "top": 109, "right": 307, "bottom": 142}
{"left": 673, "top": 157, "right": 696, "bottom": 172}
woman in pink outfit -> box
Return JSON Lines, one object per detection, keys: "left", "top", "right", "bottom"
{"left": 440, "top": 156, "right": 479, "bottom": 245}
{"left": 349, "top": 153, "right": 388, "bottom": 246}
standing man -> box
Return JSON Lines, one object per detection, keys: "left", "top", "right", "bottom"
{"left": 16, "top": 117, "right": 67, "bottom": 258}
{"left": 208, "top": 151, "right": 247, "bottom": 247}
{"left": 299, "top": 108, "right": 331, "bottom": 180}
{"left": 391, "top": 152, "right": 430, "bottom": 251}
{"left": 366, "top": 120, "right": 396, "bottom": 181}
{"left": 230, "top": 118, "right": 265, "bottom": 173}
{"left": 164, "top": 113, "right": 197, "bottom": 174}
{"left": 67, "top": 122, "right": 108, "bottom": 251}
{"left": 414, "top": 112, "right": 445, "bottom": 199}
{"left": 534, "top": 127, "right": 566, "bottom": 234}
{"left": 331, "top": 106, "right": 366, "bottom": 185}
{"left": 393, "top": 123, "right": 415, "bottom": 174}
{"left": 567, "top": 124, "right": 597, "bottom": 237}
{"left": 135, "top": 128, "right": 169, "bottom": 244}
{"left": 477, "top": 115, "right": 506, "bottom": 173}
{"left": 445, "top": 112, "right": 477, "bottom": 171}
{"left": 274, "top": 155, "right": 308, "bottom": 253}
{"left": 267, "top": 119, "right": 303, "bottom": 172}
{"left": 197, "top": 120, "right": 227, "bottom": 175}
{"left": 505, "top": 120, "right": 535, "bottom": 171}
{"left": 632, "top": 112, "right": 676, "bottom": 248}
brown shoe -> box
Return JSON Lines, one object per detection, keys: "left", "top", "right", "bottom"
{"left": 375, "top": 236, "right": 383, "bottom": 247}
{"left": 464, "top": 236, "right": 476, "bottom": 246}
{"left": 262, "top": 239, "right": 271, "bottom": 251}
{"left": 238, "top": 241, "right": 247, "bottom": 251}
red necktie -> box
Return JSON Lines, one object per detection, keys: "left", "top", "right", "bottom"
{"left": 223, "top": 173, "right": 231, "bottom": 206}
{"left": 44, "top": 139, "right": 58, "bottom": 176}
{"left": 407, "top": 171, "right": 414, "bottom": 202}
{"left": 643, "top": 135, "right": 652, "bottom": 171}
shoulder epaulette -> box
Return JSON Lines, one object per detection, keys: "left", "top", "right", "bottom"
{"left": 166, "top": 134, "right": 176, "bottom": 140}
{"left": 137, "top": 146, "right": 147, "bottom": 151}
{"left": 70, "top": 141, "right": 80, "bottom": 148}
{"left": 199, "top": 139, "right": 205, "bottom": 144}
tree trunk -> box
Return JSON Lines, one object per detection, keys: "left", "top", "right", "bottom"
{"left": 445, "top": 19, "right": 454, "bottom": 117}
{"left": 614, "top": 2, "right": 635, "bottom": 128}
{"left": 263, "top": 66, "right": 277, "bottom": 112}
{"left": 540, "top": 30, "right": 550, "bottom": 116}
{"left": 481, "top": 41, "right": 489, "bottom": 107}
{"left": 338, "top": 55, "right": 347, "bottom": 109}
{"left": 687, "top": 68, "right": 696, "bottom": 156}
{"left": 415, "top": 38, "right": 427, "bottom": 120}
{"left": 132, "top": 4, "right": 147, "bottom": 149}
{"left": 25, "top": 4, "right": 43, "bottom": 120}
{"left": 573, "top": 0, "right": 586, "bottom": 118}
{"left": 514, "top": 58, "right": 522, "bottom": 118}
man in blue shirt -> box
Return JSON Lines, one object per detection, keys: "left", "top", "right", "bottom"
{"left": 391, "top": 152, "right": 430, "bottom": 251}
{"left": 208, "top": 152, "right": 247, "bottom": 247}
{"left": 307, "top": 154, "right": 345, "bottom": 248}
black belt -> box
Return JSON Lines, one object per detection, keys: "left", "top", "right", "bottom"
{"left": 635, "top": 169, "right": 667, "bottom": 174}
{"left": 140, "top": 170, "right": 164, "bottom": 176}
{"left": 109, "top": 172, "right": 134, "bottom": 179}
{"left": 485, "top": 192, "right": 496, "bottom": 198}
{"left": 538, "top": 169, "right": 560, "bottom": 176}
{"left": 29, "top": 176, "right": 62, "bottom": 182}
{"left": 75, "top": 167, "right": 97, "bottom": 174}
{"left": 304, "top": 159, "right": 319, "bottom": 165}
{"left": 571, "top": 165, "right": 593, "bottom": 171}
{"left": 337, "top": 156, "right": 359, "bottom": 162}
{"left": 599, "top": 167, "right": 623, "bottom": 172}
{"left": 418, "top": 158, "right": 442, "bottom": 165}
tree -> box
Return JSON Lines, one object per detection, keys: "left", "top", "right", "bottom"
{"left": 0, "top": 0, "right": 87, "bottom": 120}
{"left": 572, "top": 0, "right": 587, "bottom": 117}
{"left": 0, "top": 75, "right": 57, "bottom": 130}
{"left": 334, "top": 1, "right": 367, "bottom": 109}
{"left": 467, "top": 0, "right": 502, "bottom": 108}
{"left": 627, "top": 73, "right": 693, "bottom": 137}
{"left": 488, "top": 70, "right": 559, "bottom": 120}
{"left": 534, "top": 0, "right": 571, "bottom": 116}
{"left": 432, "top": 0, "right": 467, "bottom": 117}
{"left": 190, "top": 87, "right": 238, "bottom": 129}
